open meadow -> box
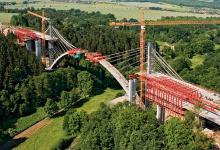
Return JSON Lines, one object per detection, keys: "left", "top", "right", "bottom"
{"left": 4, "top": 1, "right": 220, "bottom": 20}
{"left": 0, "top": 13, "right": 17, "bottom": 23}
{"left": 119, "top": 2, "right": 192, "bottom": 12}
{"left": 14, "top": 88, "right": 123, "bottom": 150}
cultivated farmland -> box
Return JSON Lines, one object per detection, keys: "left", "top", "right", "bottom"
{"left": 4, "top": 1, "right": 220, "bottom": 20}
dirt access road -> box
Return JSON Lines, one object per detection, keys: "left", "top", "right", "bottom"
{"left": 0, "top": 118, "right": 52, "bottom": 150}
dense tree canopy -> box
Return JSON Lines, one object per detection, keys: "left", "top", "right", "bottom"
{"left": 0, "top": 33, "right": 42, "bottom": 91}
{"left": 72, "top": 103, "right": 214, "bottom": 150}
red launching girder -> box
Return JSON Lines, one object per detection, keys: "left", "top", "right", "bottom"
{"left": 145, "top": 76, "right": 185, "bottom": 117}
{"left": 157, "top": 76, "right": 220, "bottom": 113}
{"left": 67, "top": 48, "right": 81, "bottom": 56}
{"left": 142, "top": 75, "right": 220, "bottom": 116}
{"left": 15, "top": 28, "right": 39, "bottom": 45}
{"left": 85, "top": 52, "right": 107, "bottom": 64}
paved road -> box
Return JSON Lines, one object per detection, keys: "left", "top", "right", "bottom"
{"left": 109, "top": 95, "right": 128, "bottom": 106}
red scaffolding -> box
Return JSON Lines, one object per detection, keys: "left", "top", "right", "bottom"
{"left": 139, "top": 74, "right": 220, "bottom": 117}
{"left": 85, "top": 52, "right": 107, "bottom": 64}
{"left": 15, "top": 28, "right": 39, "bottom": 45}
{"left": 67, "top": 48, "right": 82, "bottom": 56}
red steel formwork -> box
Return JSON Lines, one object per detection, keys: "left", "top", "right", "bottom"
{"left": 85, "top": 52, "right": 107, "bottom": 64}
{"left": 15, "top": 28, "right": 39, "bottom": 45}
{"left": 144, "top": 75, "right": 185, "bottom": 117}
{"left": 141, "top": 74, "right": 220, "bottom": 117}
{"left": 158, "top": 76, "right": 220, "bottom": 113}
{"left": 67, "top": 48, "right": 82, "bottom": 56}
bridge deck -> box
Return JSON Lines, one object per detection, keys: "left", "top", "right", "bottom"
{"left": 33, "top": 31, "right": 57, "bottom": 41}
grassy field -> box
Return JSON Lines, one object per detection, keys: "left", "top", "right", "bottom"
{"left": 215, "top": 44, "right": 220, "bottom": 50}
{"left": 78, "top": 88, "right": 124, "bottom": 113}
{"left": 190, "top": 54, "right": 206, "bottom": 69}
{"left": 15, "top": 107, "right": 47, "bottom": 133}
{"left": 1, "top": 107, "right": 47, "bottom": 134}
{"left": 0, "top": 13, "right": 17, "bottom": 23}
{"left": 14, "top": 116, "right": 65, "bottom": 150}
{"left": 14, "top": 88, "right": 123, "bottom": 150}
{"left": 5, "top": 1, "right": 220, "bottom": 20}
{"left": 120, "top": 2, "right": 191, "bottom": 12}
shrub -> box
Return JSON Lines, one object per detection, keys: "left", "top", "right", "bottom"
{"left": 63, "top": 110, "right": 88, "bottom": 136}
{"left": 7, "top": 128, "right": 16, "bottom": 137}
{"left": 50, "top": 136, "right": 74, "bottom": 150}
{"left": 44, "top": 98, "right": 59, "bottom": 117}
{"left": 114, "top": 92, "right": 124, "bottom": 98}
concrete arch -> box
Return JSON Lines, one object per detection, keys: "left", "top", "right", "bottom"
{"left": 45, "top": 52, "right": 68, "bottom": 71}
{"left": 46, "top": 52, "right": 130, "bottom": 95}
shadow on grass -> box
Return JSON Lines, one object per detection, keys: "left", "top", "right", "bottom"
{"left": 51, "top": 97, "right": 91, "bottom": 118}
{"left": 51, "top": 111, "right": 67, "bottom": 118}
{"left": 72, "top": 98, "right": 90, "bottom": 108}
{"left": 0, "top": 107, "right": 39, "bottom": 131}
{"left": 0, "top": 137, "right": 27, "bottom": 150}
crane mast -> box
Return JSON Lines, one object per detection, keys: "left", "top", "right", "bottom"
{"left": 42, "top": 10, "right": 46, "bottom": 65}
{"left": 140, "top": 9, "right": 146, "bottom": 107}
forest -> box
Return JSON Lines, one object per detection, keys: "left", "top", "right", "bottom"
{"left": 0, "top": 7, "right": 220, "bottom": 149}
{"left": 63, "top": 103, "right": 214, "bottom": 150}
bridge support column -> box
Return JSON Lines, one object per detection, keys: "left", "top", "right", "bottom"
{"left": 147, "top": 42, "right": 166, "bottom": 122}
{"left": 129, "top": 79, "right": 137, "bottom": 103}
{"left": 48, "top": 41, "right": 54, "bottom": 49}
{"left": 26, "top": 40, "right": 32, "bottom": 52}
{"left": 156, "top": 105, "right": 165, "bottom": 123}
{"left": 35, "top": 39, "right": 41, "bottom": 58}
{"left": 145, "top": 42, "right": 154, "bottom": 108}
{"left": 48, "top": 40, "right": 54, "bottom": 63}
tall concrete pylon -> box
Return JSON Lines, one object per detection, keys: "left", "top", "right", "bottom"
{"left": 147, "top": 42, "right": 165, "bottom": 123}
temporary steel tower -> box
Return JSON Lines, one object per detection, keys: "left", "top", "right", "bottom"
{"left": 28, "top": 10, "right": 50, "bottom": 65}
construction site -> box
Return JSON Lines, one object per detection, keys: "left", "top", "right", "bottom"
{"left": 1, "top": 1, "right": 220, "bottom": 149}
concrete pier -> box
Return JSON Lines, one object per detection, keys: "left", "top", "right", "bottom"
{"left": 35, "top": 39, "right": 41, "bottom": 58}
{"left": 156, "top": 105, "right": 165, "bottom": 123}
{"left": 25, "top": 40, "right": 32, "bottom": 52}
{"left": 129, "top": 79, "right": 137, "bottom": 103}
